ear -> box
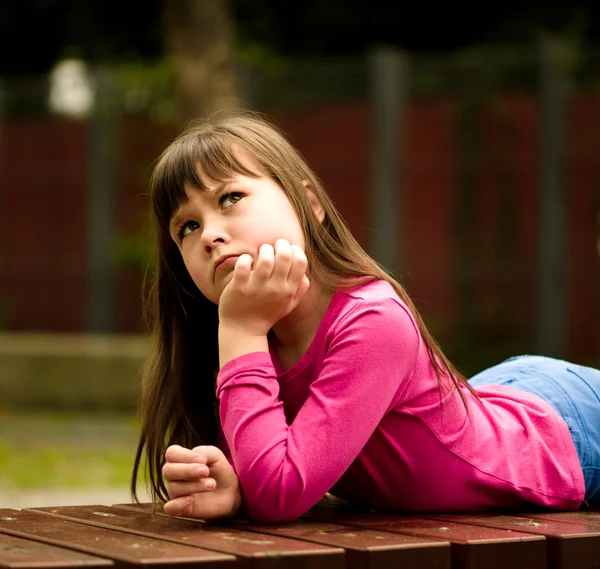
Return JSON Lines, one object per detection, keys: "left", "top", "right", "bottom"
{"left": 303, "top": 181, "right": 325, "bottom": 223}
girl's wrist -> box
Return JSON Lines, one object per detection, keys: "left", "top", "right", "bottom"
{"left": 229, "top": 487, "right": 247, "bottom": 520}
{"left": 218, "top": 323, "right": 269, "bottom": 368}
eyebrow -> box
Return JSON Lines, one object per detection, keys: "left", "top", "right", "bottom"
{"left": 169, "top": 181, "right": 231, "bottom": 231}
{"left": 169, "top": 212, "right": 185, "bottom": 232}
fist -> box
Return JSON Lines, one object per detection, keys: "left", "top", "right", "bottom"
{"left": 162, "top": 445, "right": 242, "bottom": 520}
{"left": 218, "top": 239, "right": 310, "bottom": 335}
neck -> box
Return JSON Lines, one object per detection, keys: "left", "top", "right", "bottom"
{"left": 271, "top": 282, "right": 334, "bottom": 353}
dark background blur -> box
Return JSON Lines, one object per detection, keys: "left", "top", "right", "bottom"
{"left": 0, "top": 0, "right": 599, "bottom": 508}
{"left": 1, "top": 0, "right": 599, "bottom": 377}
{"left": 3, "top": 1, "right": 600, "bottom": 74}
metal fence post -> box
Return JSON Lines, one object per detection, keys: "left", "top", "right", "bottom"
{"left": 535, "top": 37, "right": 572, "bottom": 358}
{"left": 369, "top": 46, "right": 409, "bottom": 277}
{"left": 86, "top": 66, "right": 117, "bottom": 333}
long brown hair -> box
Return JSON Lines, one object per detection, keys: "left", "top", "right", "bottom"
{"left": 131, "top": 110, "right": 474, "bottom": 503}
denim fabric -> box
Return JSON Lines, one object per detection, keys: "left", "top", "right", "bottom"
{"left": 469, "top": 355, "right": 600, "bottom": 506}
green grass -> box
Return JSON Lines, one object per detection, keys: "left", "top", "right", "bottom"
{"left": 0, "top": 412, "right": 144, "bottom": 490}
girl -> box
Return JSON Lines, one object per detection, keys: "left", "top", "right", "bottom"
{"left": 131, "top": 111, "right": 600, "bottom": 523}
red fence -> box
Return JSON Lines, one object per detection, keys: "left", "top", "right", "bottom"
{"left": 1, "top": 94, "right": 598, "bottom": 366}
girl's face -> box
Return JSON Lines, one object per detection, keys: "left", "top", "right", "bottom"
{"left": 169, "top": 164, "right": 306, "bottom": 304}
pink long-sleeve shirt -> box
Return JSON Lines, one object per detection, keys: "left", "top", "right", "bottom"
{"left": 216, "top": 279, "right": 584, "bottom": 523}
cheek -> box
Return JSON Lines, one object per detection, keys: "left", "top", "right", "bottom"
{"left": 190, "top": 269, "right": 220, "bottom": 304}
{"left": 190, "top": 270, "right": 211, "bottom": 293}
{"left": 275, "top": 204, "right": 306, "bottom": 246}
{"left": 242, "top": 210, "right": 305, "bottom": 247}
{"left": 181, "top": 252, "right": 211, "bottom": 294}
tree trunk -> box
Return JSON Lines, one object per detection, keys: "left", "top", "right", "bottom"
{"left": 163, "top": 0, "right": 239, "bottom": 123}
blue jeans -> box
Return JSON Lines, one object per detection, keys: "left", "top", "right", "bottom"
{"left": 469, "top": 355, "right": 600, "bottom": 506}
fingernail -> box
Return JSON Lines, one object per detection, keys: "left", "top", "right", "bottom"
{"left": 206, "top": 480, "right": 216, "bottom": 490}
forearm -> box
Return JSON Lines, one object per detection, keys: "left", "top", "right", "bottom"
{"left": 218, "top": 324, "right": 269, "bottom": 368}
{"left": 218, "top": 365, "right": 316, "bottom": 522}
{"left": 216, "top": 299, "right": 417, "bottom": 523}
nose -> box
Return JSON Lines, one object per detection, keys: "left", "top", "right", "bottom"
{"left": 200, "top": 216, "right": 230, "bottom": 254}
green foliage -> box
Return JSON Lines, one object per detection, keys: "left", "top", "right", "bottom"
{"left": 238, "top": 43, "right": 288, "bottom": 74}
{"left": 0, "top": 441, "right": 134, "bottom": 488}
{"left": 0, "top": 413, "right": 141, "bottom": 489}
{"left": 114, "top": 231, "right": 156, "bottom": 272}
{"left": 110, "top": 58, "right": 178, "bottom": 121}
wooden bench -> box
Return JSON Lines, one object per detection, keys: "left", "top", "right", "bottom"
{"left": 0, "top": 500, "right": 598, "bottom": 569}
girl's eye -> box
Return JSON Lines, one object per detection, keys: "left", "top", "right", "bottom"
{"left": 178, "top": 220, "right": 200, "bottom": 239}
{"left": 220, "top": 192, "right": 243, "bottom": 208}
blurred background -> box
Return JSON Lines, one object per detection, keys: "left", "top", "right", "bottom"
{"left": 0, "top": 0, "right": 599, "bottom": 506}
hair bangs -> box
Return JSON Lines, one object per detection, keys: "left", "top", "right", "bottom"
{"left": 150, "top": 140, "right": 200, "bottom": 231}
{"left": 195, "top": 132, "right": 262, "bottom": 185}
{"left": 150, "top": 131, "right": 261, "bottom": 231}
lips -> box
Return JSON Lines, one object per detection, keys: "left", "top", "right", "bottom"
{"left": 214, "top": 255, "right": 240, "bottom": 276}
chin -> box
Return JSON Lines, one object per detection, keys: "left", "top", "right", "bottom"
{"left": 192, "top": 282, "right": 218, "bottom": 305}
{"left": 210, "top": 276, "right": 232, "bottom": 304}
{"left": 221, "top": 271, "right": 235, "bottom": 287}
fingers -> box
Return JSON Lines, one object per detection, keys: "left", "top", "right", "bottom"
{"left": 163, "top": 445, "right": 225, "bottom": 481}
{"left": 252, "top": 244, "right": 275, "bottom": 281}
{"left": 163, "top": 447, "right": 217, "bottom": 501}
{"left": 163, "top": 495, "right": 195, "bottom": 518}
{"left": 287, "top": 245, "right": 308, "bottom": 288}
{"left": 230, "top": 240, "right": 308, "bottom": 301}
{"left": 164, "top": 445, "right": 207, "bottom": 465}
{"left": 163, "top": 444, "right": 215, "bottom": 500}
{"left": 166, "top": 477, "right": 216, "bottom": 499}
{"left": 271, "top": 240, "right": 293, "bottom": 280}
{"left": 190, "top": 445, "right": 227, "bottom": 465}
{"left": 232, "top": 253, "right": 253, "bottom": 283}
{"left": 250, "top": 240, "right": 307, "bottom": 284}
{"left": 163, "top": 461, "right": 209, "bottom": 482}
{"left": 293, "top": 274, "right": 311, "bottom": 303}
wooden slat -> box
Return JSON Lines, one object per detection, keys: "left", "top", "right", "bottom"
{"left": 112, "top": 502, "right": 450, "bottom": 569}
{"left": 304, "top": 504, "right": 546, "bottom": 569}
{"left": 29, "top": 506, "right": 345, "bottom": 569}
{"left": 0, "top": 532, "right": 112, "bottom": 569}
{"left": 0, "top": 509, "right": 233, "bottom": 569}
{"left": 225, "top": 518, "right": 451, "bottom": 569}
{"left": 525, "top": 511, "right": 600, "bottom": 527}
{"left": 111, "top": 503, "right": 161, "bottom": 515}
{"left": 418, "top": 513, "right": 600, "bottom": 569}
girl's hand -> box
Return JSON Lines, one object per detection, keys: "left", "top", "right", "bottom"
{"left": 162, "top": 445, "right": 242, "bottom": 520}
{"left": 218, "top": 239, "right": 310, "bottom": 335}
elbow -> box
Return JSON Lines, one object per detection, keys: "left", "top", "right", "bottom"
{"left": 243, "top": 486, "right": 312, "bottom": 524}
{"left": 238, "top": 456, "right": 318, "bottom": 523}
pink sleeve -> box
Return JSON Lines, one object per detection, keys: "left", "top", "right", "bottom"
{"left": 215, "top": 420, "right": 236, "bottom": 473}
{"left": 216, "top": 298, "right": 419, "bottom": 523}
